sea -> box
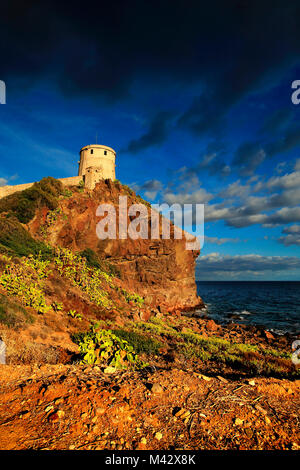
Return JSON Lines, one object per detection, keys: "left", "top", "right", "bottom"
{"left": 195, "top": 281, "right": 300, "bottom": 336}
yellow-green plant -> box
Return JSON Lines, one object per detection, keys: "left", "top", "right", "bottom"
{"left": 63, "top": 188, "right": 73, "bottom": 198}
{"left": 120, "top": 288, "right": 144, "bottom": 307}
{"left": 54, "top": 247, "right": 114, "bottom": 308}
{"left": 23, "top": 253, "right": 51, "bottom": 279}
{"left": 46, "top": 208, "right": 62, "bottom": 226}
{"left": 52, "top": 301, "right": 63, "bottom": 312}
{"left": 78, "top": 180, "right": 85, "bottom": 192}
{"left": 67, "top": 309, "right": 82, "bottom": 320}
{"left": 0, "top": 254, "right": 50, "bottom": 314}
{"left": 74, "top": 323, "right": 147, "bottom": 369}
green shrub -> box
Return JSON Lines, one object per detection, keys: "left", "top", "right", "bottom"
{"left": 120, "top": 288, "right": 144, "bottom": 307}
{"left": 78, "top": 180, "right": 85, "bottom": 192}
{"left": 63, "top": 188, "right": 73, "bottom": 198}
{"left": 52, "top": 301, "right": 63, "bottom": 312}
{"left": 0, "top": 177, "right": 64, "bottom": 224}
{"left": 54, "top": 247, "right": 114, "bottom": 308}
{"left": 67, "top": 309, "right": 82, "bottom": 320}
{"left": 177, "top": 330, "right": 295, "bottom": 377}
{"left": 0, "top": 254, "right": 51, "bottom": 314}
{"left": 79, "top": 248, "right": 102, "bottom": 269}
{"left": 112, "top": 329, "right": 162, "bottom": 354}
{"left": 0, "top": 217, "right": 54, "bottom": 259}
{"left": 136, "top": 318, "right": 179, "bottom": 337}
{"left": 79, "top": 248, "right": 120, "bottom": 277}
{"left": 74, "top": 323, "right": 147, "bottom": 369}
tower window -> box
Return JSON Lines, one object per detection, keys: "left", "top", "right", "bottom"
{"left": 91, "top": 149, "right": 93, "bottom": 154}
{"left": 104, "top": 150, "right": 107, "bottom": 155}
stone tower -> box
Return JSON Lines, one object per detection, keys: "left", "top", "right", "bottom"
{"left": 78, "top": 144, "right": 116, "bottom": 189}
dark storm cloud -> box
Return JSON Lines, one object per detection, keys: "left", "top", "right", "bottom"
{"left": 132, "top": 178, "right": 163, "bottom": 199}
{"left": 232, "top": 142, "right": 266, "bottom": 176}
{"left": 139, "top": 180, "right": 163, "bottom": 192}
{"left": 260, "top": 108, "right": 293, "bottom": 135}
{"left": 3, "top": 1, "right": 300, "bottom": 115}
{"left": 167, "top": 140, "right": 230, "bottom": 185}
{"left": 232, "top": 121, "right": 300, "bottom": 175}
{"left": 123, "top": 111, "right": 173, "bottom": 153}
{"left": 265, "top": 125, "right": 300, "bottom": 157}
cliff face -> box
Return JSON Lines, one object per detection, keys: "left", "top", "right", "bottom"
{"left": 29, "top": 180, "right": 202, "bottom": 312}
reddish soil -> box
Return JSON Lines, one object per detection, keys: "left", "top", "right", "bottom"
{"left": 0, "top": 364, "right": 299, "bottom": 450}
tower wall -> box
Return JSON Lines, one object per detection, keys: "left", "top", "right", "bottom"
{"left": 0, "top": 143, "right": 116, "bottom": 199}
{"left": 78, "top": 145, "right": 116, "bottom": 181}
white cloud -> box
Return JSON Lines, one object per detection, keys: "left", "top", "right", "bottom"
{"left": 196, "top": 253, "right": 300, "bottom": 279}
{"left": 218, "top": 179, "right": 251, "bottom": 199}
{"left": 205, "top": 236, "right": 240, "bottom": 245}
{"left": 163, "top": 187, "right": 213, "bottom": 205}
{"left": 278, "top": 233, "right": 300, "bottom": 246}
{"left": 277, "top": 224, "right": 300, "bottom": 246}
{"left": 294, "top": 159, "right": 300, "bottom": 171}
{"left": 265, "top": 170, "right": 300, "bottom": 190}
{"left": 283, "top": 224, "right": 300, "bottom": 234}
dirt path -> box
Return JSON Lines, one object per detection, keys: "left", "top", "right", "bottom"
{"left": 0, "top": 364, "right": 299, "bottom": 450}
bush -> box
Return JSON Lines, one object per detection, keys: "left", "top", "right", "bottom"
{"left": 0, "top": 254, "right": 51, "bottom": 314}
{"left": 0, "top": 216, "right": 54, "bottom": 259}
{"left": 79, "top": 248, "right": 102, "bottom": 269}
{"left": 112, "top": 329, "right": 162, "bottom": 355}
{"left": 0, "top": 177, "right": 64, "bottom": 224}
{"left": 79, "top": 248, "right": 121, "bottom": 277}
{"left": 120, "top": 288, "right": 144, "bottom": 306}
{"left": 73, "top": 323, "right": 147, "bottom": 369}
{"left": 54, "top": 247, "right": 114, "bottom": 308}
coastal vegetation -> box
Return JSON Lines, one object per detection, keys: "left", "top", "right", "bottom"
{"left": 73, "top": 323, "right": 147, "bottom": 369}
{"left": 0, "top": 177, "right": 64, "bottom": 224}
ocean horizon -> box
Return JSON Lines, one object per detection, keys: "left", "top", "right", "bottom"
{"left": 196, "top": 280, "right": 300, "bottom": 335}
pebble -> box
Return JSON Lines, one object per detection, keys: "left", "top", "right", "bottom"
{"left": 235, "top": 418, "right": 244, "bottom": 426}
{"left": 198, "top": 374, "right": 212, "bottom": 382}
{"left": 175, "top": 408, "right": 187, "bottom": 418}
{"left": 217, "top": 376, "right": 228, "bottom": 383}
{"left": 151, "top": 383, "right": 163, "bottom": 394}
{"left": 155, "top": 432, "right": 163, "bottom": 441}
{"left": 175, "top": 409, "right": 191, "bottom": 421}
{"left": 55, "top": 398, "right": 64, "bottom": 405}
{"left": 140, "top": 437, "right": 147, "bottom": 444}
{"left": 255, "top": 405, "right": 268, "bottom": 415}
{"left": 44, "top": 405, "right": 54, "bottom": 412}
{"left": 104, "top": 366, "right": 116, "bottom": 374}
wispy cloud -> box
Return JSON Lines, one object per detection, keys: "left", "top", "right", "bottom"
{"left": 205, "top": 236, "right": 240, "bottom": 245}
{"left": 278, "top": 224, "right": 300, "bottom": 246}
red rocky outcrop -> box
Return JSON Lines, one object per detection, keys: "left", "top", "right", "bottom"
{"left": 29, "top": 180, "right": 203, "bottom": 313}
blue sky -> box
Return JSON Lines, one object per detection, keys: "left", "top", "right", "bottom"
{"left": 1, "top": 1, "right": 300, "bottom": 280}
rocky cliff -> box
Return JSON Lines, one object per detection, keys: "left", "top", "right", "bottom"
{"left": 28, "top": 179, "right": 202, "bottom": 313}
